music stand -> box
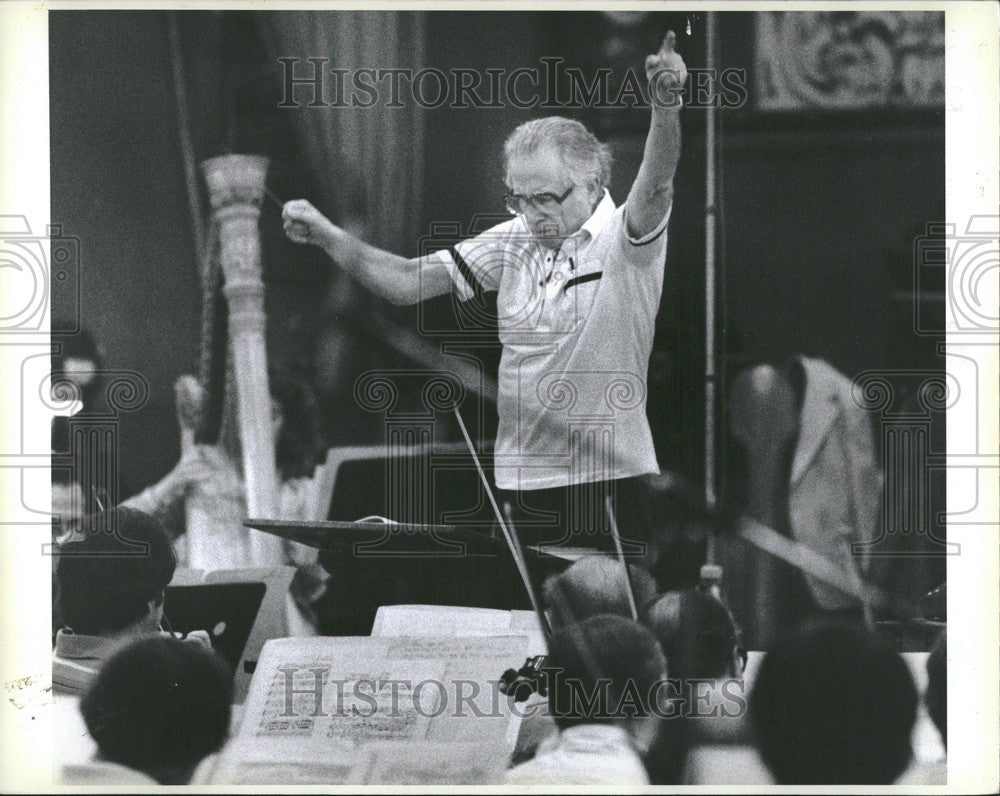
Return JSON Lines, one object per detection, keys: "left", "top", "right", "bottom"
{"left": 167, "top": 566, "right": 294, "bottom": 703}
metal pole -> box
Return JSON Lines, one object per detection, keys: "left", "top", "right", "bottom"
{"left": 704, "top": 11, "right": 719, "bottom": 563}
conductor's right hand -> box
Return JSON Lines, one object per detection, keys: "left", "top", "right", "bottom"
{"left": 282, "top": 199, "right": 338, "bottom": 247}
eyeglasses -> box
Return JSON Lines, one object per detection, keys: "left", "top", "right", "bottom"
{"left": 504, "top": 185, "right": 575, "bottom": 215}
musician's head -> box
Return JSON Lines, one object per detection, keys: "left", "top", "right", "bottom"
{"left": 51, "top": 467, "right": 85, "bottom": 544}
{"left": 268, "top": 369, "right": 323, "bottom": 481}
{"left": 543, "top": 554, "right": 657, "bottom": 631}
{"left": 750, "top": 620, "right": 917, "bottom": 784}
{"left": 51, "top": 327, "right": 105, "bottom": 410}
{"left": 641, "top": 591, "right": 747, "bottom": 785}
{"left": 643, "top": 589, "right": 745, "bottom": 682}
{"left": 80, "top": 635, "right": 232, "bottom": 785}
{"left": 727, "top": 356, "right": 807, "bottom": 444}
{"left": 546, "top": 615, "right": 666, "bottom": 747}
{"left": 56, "top": 507, "right": 177, "bottom": 638}
{"left": 504, "top": 116, "right": 611, "bottom": 250}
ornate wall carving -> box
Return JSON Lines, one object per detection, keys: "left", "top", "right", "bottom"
{"left": 755, "top": 11, "right": 944, "bottom": 110}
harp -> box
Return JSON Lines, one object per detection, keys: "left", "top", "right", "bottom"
{"left": 174, "top": 155, "right": 282, "bottom": 568}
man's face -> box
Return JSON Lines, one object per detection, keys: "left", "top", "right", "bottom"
{"left": 506, "top": 145, "right": 600, "bottom": 250}
{"left": 61, "top": 356, "right": 97, "bottom": 387}
{"left": 52, "top": 481, "right": 84, "bottom": 542}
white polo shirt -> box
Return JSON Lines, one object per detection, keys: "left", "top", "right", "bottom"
{"left": 506, "top": 723, "right": 650, "bottom": 786}
{"left": 435, "top": 190, "right": 671, "bottom": 491}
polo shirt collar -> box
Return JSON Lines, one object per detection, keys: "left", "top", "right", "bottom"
{"left": 578, "top": 189, "right": 616, "bottom": 241}
{"left": 516, "top": 188, "right": 616, "bottom": 253}
{"left": 558, "top": 723, "right": 635, "bottom": 753}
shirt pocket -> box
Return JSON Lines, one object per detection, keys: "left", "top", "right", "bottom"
{"left": 555, "top": 263, "right": 604, "bottom": 329}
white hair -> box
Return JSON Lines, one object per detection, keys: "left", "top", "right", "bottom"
{"left": 504, "top": 116, "right": 613, "bottom": 189}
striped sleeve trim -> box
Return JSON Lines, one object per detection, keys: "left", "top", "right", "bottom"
{"left": 624, "top": 199, "right": 673, "bottom": 247}
{"left": 450, "top": 246, "right": 489, "bottom": 300}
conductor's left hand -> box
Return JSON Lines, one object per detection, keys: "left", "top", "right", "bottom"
{"left": 645, "top": 30, "right": 688, "bottom": 110}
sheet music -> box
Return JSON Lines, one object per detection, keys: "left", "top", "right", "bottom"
{"left": 372, "top": 604, "right": 510, "bottom": 637}
{"left": 206, "top": 739, "right": 366, "bottom": 785}
{"left": 382, "top": 635, "right": 528, "bottom": 745}
{"left": 358, "top": 742, "right": 507, "bottom": 785}
{"left": 244, "top": 639, "right": 442, "bottom": 743}
{"left": 384, "top": 633, "right": 521, "bottom": 662}
{"left": 373, "top": 604, "right": 547, "bottom": 657}
{"left": 509, "top": 609, "right": 548, "bottom": 657}
{"left": 208, "top": 635, "right": 528, "bottom": 784}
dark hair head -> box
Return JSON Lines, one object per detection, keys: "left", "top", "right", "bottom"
{"left": 749, "top": 621, "right": 917, "bottom": 785}
{"left": 924, "top": 630, "right": 946, "bottom": 749}
{"left": 727, "top": 354, "right": 805, "bottom": 389}
{"left": 52, "top": 328, "right": 104, "bottom": 374}
{"left": 56, "top": 508, "right": 177, "bottom": 636}
{"left": 547, "top": 614, "right": 666, "bottom": 731}
{"left": 644, "top": 589, "right": 743, "bottom": 681}
{"left": 543, "top": 555, "right": 658, "bottom": 630}
{"left": 269, "top": 369, "right": 323, "bottom": 481}
{"left": 51, "top": 328, "right": 105, "bottom": 412}
{"left": 80, "top": 636, "right": 232, "bottom": 784}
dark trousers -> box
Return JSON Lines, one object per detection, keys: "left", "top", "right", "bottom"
{"left": 497, "top": 476, "right": 651, "bottom": 556}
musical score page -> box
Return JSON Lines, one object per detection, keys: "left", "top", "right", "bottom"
{"left": 208, "top": 634, "right": 527, "bottom": 785}
{"left": 243, "top": 638, "right": 442, "bottom": 742}
{"left": 357, "top": 742, "right": 507, "bottom": 785}
{"left": 373, "top": 604, "right": 547, "bottom": 656}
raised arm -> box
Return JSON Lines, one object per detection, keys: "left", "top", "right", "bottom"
{"left": 625, "top": 31, "right": 688, "bottom": 240}
{"left": 281, "top": 200, "right": 453, "bottom": 305}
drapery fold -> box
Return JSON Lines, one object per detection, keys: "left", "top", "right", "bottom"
{"left": 261, "top": 11, "right": 426, "bottom": 256}
{"left": 260, "top": 12, "right": 497, "bottom": 408}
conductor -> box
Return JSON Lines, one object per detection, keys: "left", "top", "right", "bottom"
{"left": 283, "top": 34, "right": 688, "bottom": 549}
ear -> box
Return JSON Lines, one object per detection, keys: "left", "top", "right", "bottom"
{"left": 732, "top": 646, "right": 747, "bottom": 677}
{"left": 148, "top": 593, "right": 165, "bottom": 625}
{"left": 587, "top": 177, "right": 602, "bottom": 205}
{"left": 630, "top": 713, "right": 661, "bottom": 754}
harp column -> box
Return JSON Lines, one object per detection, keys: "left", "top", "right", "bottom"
{"left": 201, "top": 154, "right": 281, "bottom": 564}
